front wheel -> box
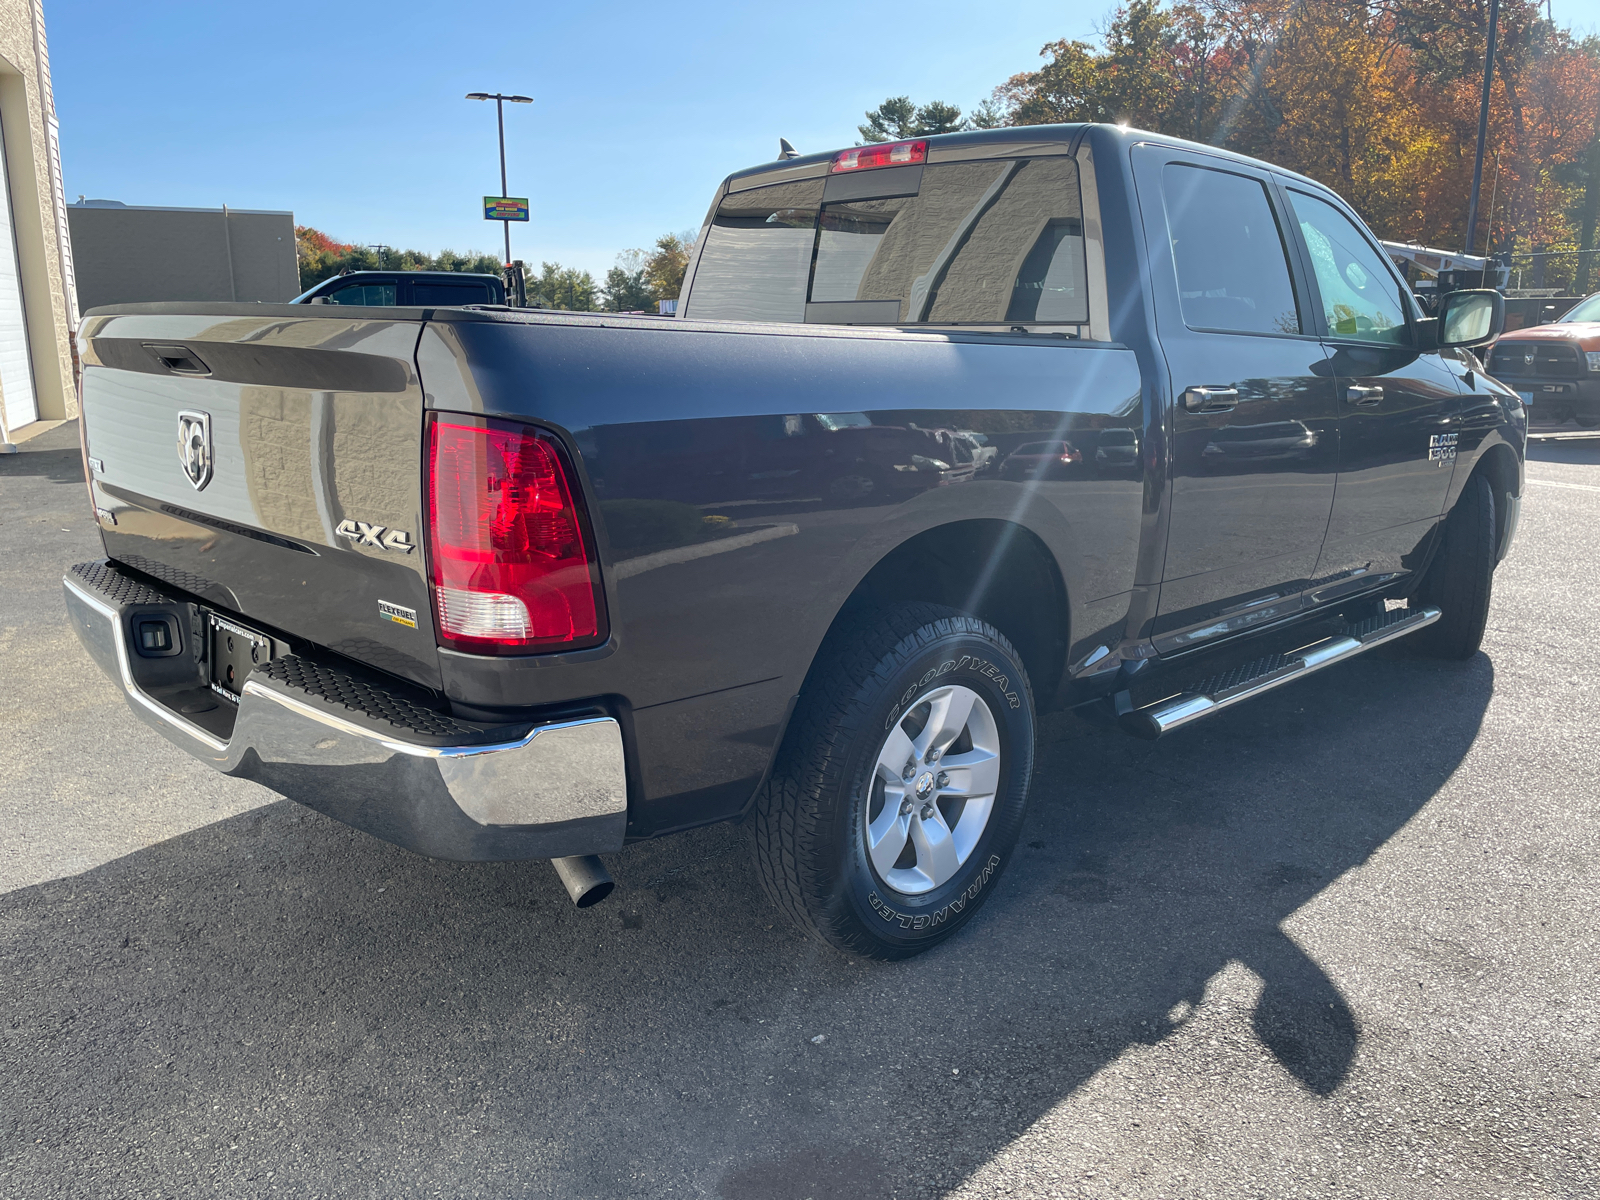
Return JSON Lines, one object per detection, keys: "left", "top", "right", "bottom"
{"left": 752, "top": 603, "right": 1035, "bottom": 959}
{"left": 1411, "top": 472, "right": 1496, "bottom": 660}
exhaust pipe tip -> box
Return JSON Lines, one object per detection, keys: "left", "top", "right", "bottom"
{"left": 550, "top": 855, "right": 614, "bottom": 908}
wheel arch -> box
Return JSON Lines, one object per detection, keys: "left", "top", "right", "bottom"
{"left": 807, "top": 518, "right": 1071, "bottom": 713}
{"left": 1467, "top": 439, "right": 1523, "bottom": 562}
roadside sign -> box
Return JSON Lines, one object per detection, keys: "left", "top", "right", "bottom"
{"left": 483, "top": 196, "right": 529, "bottom": 222}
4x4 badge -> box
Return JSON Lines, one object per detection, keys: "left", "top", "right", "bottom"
{"left": 335, "top": 519, "right": 415, "bottom": 553}
{"left": 176, "top": 411, "right": 212, "bottom": 491}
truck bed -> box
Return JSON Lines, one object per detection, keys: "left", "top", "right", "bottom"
{"left": 78, "top": 302, "right": 1144, "bottom": 834}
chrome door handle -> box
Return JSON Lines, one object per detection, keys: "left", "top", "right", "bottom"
{"left": 1183, "top": 386, "right": 1240, "bottom": 413}
{"left": 1346, "top": 385, "right": 1384, "bottom": 406}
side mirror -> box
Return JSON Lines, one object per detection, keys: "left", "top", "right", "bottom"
{"left": 1437, "top": 289, "right": 1503, "bottom": 349}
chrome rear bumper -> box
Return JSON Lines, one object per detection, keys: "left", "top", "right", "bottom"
{"left": 63, "top": 561, "right": 627, "bottom": 860}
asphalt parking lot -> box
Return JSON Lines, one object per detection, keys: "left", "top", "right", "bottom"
{"left": 1, "top": 421, "right": 1596, "bottom": 1199}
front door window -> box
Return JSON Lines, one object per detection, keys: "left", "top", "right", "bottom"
{"left": 1288, "top": 191, "right": 1409, "bottom": 345}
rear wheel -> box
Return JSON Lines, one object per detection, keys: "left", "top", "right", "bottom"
{"left": 752, "top": 603, "right": 1035, "bottom": 959}
{"left": 1411, "top": 472, "right": 1496, "bottom": 660}
{"left": 1577, "top": 417, "right": 1600, "bottom": 429}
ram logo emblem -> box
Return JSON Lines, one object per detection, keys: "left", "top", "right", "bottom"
{"left": 335, "top": 519, "right": 415, "bottom": 553}
{"left": 176, "top": 411, "right": 213, "bottom": 491}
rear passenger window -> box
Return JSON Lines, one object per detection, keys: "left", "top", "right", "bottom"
{"left": 681, "top": 178, "right": 823, "bottom": 323}
{"left": 1159, "top": 164, "right": 1301, "bottom": 336}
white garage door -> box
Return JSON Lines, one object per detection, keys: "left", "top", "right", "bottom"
{"left": 0, "top": 115, "right": 37, "bottom": 433}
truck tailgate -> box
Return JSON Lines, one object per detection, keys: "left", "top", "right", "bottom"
{"left": 79, "top": 309, "right": 441, "bottom": 690}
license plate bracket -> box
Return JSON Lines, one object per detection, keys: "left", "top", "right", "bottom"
{"left": 207, "top": 612, "right": 279, "bottom": 704}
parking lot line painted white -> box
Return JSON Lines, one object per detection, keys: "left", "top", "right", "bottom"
{"left": 1528, "top": 477, "right": 1600, "bottom": 493}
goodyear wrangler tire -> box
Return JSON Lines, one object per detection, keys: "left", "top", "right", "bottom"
{"left": 1412, "top": 471, "right": 1496, "bottom": 661}
{"left": 752, "top": 603, "right": 1035, "bottom": 959}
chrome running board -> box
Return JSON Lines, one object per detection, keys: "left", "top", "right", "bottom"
{"left": 1120, "top": 606, "right": 1442, "bottom": 740}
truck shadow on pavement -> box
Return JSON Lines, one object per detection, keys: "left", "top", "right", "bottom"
{"left": 0, "top": 445, "right": 87, "bottom": 484}
{"left": 0, "top": 646, "right": 1492, "bottom": 1200}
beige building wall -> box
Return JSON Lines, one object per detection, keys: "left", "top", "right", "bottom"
{"left": 0, "top": 0, "right": 79, "bottom": 437}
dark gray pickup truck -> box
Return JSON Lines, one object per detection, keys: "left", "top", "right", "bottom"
{"left": 64, "top": 124, "right": 1523, "bottom": 959}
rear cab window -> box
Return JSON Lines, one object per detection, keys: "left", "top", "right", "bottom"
{"left": 682, "top": 154, "right": 1090, "bottom": 332}
{"left": 684, "top": 179, "right": 822, "bottom": 323}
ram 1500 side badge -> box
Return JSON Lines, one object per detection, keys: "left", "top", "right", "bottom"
{"left": 335, "top": 519, "right": 415, "bottom": 553}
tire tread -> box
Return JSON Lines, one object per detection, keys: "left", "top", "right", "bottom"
{"left": 1413, "top": 471, "right": 1496, "bottom": 660}
{"left": 751, "top": 603, "right": 1031, "bottom": 958}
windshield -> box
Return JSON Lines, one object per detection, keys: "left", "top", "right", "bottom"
{"left": 1559, "top": 294, "right": 1600, "bottom": 323}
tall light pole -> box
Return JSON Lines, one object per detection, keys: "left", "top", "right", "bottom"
{"left": 465, "top": 92, "right": 532, "bottom": 268}
{"left": 1464, "top": 0, "right": 1500, "bottom": 262}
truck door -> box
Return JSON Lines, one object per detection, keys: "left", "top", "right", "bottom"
{"left": 1131, "top": 146, "right": 1341, "bottom": 655}
{"left": 1281, "top": 187, "right": 1461, "bottom": 599}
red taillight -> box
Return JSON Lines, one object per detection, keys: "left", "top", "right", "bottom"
{"left": 1060, "top": 451, "right": 1081, "bottom": 464}
{"left": 426, "top": 415, "right": 603, "bottom": 655}
{"left": 830, "top": 139, "right": 927, "bottom": 173}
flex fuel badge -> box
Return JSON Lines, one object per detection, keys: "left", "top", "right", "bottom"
{"left": 379, "top": 600, "right": 417, "bottom": 629}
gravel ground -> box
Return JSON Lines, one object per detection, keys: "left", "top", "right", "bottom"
{"left": 0, "top": 422, "right": 1595, "bottom": 1199}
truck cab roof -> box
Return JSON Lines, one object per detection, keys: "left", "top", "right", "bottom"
{"left": 717, "top": 122, "right": 1331, "bottom": 198}
{"left": 292, "top": 270, "right": 505, "bottom": 307}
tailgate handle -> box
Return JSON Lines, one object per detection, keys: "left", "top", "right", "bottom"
{"left": 144, "top": 343, "right": 211, "bottom": 376}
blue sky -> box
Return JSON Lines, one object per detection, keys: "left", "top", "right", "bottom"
{"left": 48, "top": 0, "right": 1600, "bottom": 283}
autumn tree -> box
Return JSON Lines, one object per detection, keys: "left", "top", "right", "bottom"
{"left": 994, "top": 2, "right": 1221, "bottom": 132}
{"left": 642, "top": 232, "right": 696, "bottom": 301}
{"left": 295, "top": 225, "right": 352, "bottom": 290}
{"left": 981, "top": 0, "right": 1600, "bottom": 271}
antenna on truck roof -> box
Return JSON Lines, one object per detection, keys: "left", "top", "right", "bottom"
{"left": 778, "top": 138, "right": 800, "bottom": 160}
